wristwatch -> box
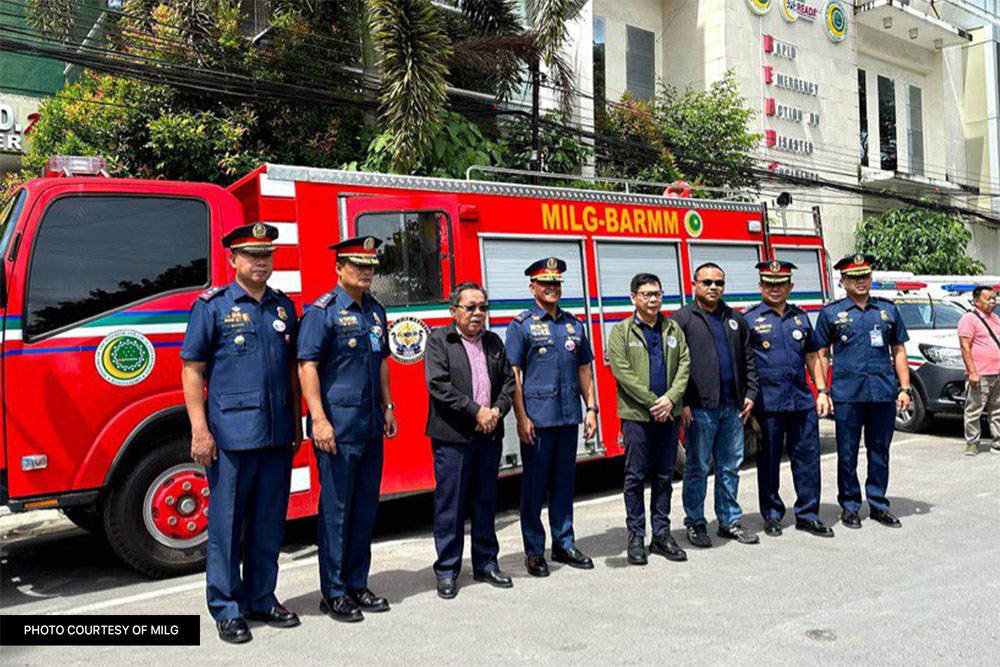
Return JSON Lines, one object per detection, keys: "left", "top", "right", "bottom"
{"left": 586, "top": 405, "right": 599, "bottom": 414}
{"left": 383, "top": 402, "right": 396, "bottom": 411}
{"left": 817, "top": 388, "right": 830, "bottom": 395}
{"left": 899, "top": 387, "right": 913, "bottom": 396}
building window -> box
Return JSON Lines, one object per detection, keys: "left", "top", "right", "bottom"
{"left": 25, "top": 196, "right": 209, "bottom": 339}
{"left": 594, "top": 16, "right": 606, "bottom": 128}
{"left": 906, "top": 84, "right": 924, "bottom": 176}
{"left": 858, "top": 69, "right": 869, "bottom": 167}
{"left": 626, "top": 26, "right": 655, "bottom": 102}
{"left": 877, "top": 75, "right": 897, "bottom": 172}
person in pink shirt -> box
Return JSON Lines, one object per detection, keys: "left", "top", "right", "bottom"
{"left": 957, "top": 285, "right": 1000, "bottom": 455}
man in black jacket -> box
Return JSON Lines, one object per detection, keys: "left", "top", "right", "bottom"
{"left": 424, "top": 282, "right": 516, "bottom": 600}
{"left": 670, "top": 263, "right": 760, "bottom": 548}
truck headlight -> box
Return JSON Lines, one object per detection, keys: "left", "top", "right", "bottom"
{"left": 918, "top": 344, "right": 964, "bottom": 369}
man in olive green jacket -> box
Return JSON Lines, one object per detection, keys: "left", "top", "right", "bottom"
{"left": 607, "top": 273, "right": 691, "bottom": 565}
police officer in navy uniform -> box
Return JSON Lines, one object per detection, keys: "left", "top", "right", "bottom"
{"left": 181, "top": 222, "right": 301, "bottom": 644}
{"left": 744, "top": 261, "right": 835, "bottom": 539}
{"left": 298, "top": 235, "right": 398, "bottom": 622}
{"left": 814, "top": 253, "right": 912, "bottom": 529}
{"left": 506, "top": 257, "right": 598, "bottom": 577}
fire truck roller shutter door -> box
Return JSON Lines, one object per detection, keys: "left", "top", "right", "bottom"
{"left": 772, "top": 247, "right": 826, "bottom": 324}
{"left": 480, "top": 238, "right": 594, "bottom": 469}
{"left": 594, "top": 240, "right": 684, "bottom": 358}
{"left": 687, "top": 243, "right": 763, "bottom": 311}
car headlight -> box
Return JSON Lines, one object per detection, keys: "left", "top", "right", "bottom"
{"left": 918, "top": 344, "right": 964, "bottom": 369}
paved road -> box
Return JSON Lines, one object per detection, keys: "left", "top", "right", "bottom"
{"left": 2, "top": 420, "right": 998, "bottom": 666}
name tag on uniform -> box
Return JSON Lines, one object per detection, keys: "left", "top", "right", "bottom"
{"left": 369, "top": 331, "right": 382, "bottom": 352}
{"left": 869, "top": 328, "right": 884, "bottom": 347}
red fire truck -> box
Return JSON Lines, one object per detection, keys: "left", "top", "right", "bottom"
{"left": 0, "top": 157, "right": 831, "bottom": 577}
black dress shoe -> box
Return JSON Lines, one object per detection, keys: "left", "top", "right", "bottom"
{"left": 245, "top": 604, "right": 301, "bottom": 628}
{"left": 349, "top": 587, "right": 391, "bottom": 612}
{"left": 869, "top": 509, "right": 902, "bottom": 528}
{"left": 717, "top": 522, "right": 760, "bottom": 544}
{"left": 649, "top": 534, "right": 687, "bottom": 562}
{"left": 764, "top": 518, "right": 783, "bottom": 537}
{"left": 841, "top": 510, "right": 862, "bottom": 529}
{"left": 626, "top": 536, "right": 647, "bottom": 565}
{"left": 319, "top": 595, "right": 364, "bottom": 622}
{"left": 473, "top": 569, "right": 513, "bottom": 588}
{"left": 551, "top": 546, "right": 594, "bottom": 569}
{"left": 217, "top": 618, "right": 252, "bottom": 644}
{"left": 437, "top": 577, "right": 458, "bottom": 599}
{"left": 795, "top": 519, "right": 835, "bottom": 538}
{"left": 686, "top": 523, "right": 712, "bottom": 548}
{"left": 525, "top": 554, "right": 550, "bottom": 577}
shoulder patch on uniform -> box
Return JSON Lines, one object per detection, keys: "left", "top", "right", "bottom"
{"left": 199, "top": 285, "right": 226, "bottom": 301}
{"left": 513, "top": 310, "right": 533, "bottom": 323}
{"left": 312, "top": 292, "right": 334, "bottom": 309}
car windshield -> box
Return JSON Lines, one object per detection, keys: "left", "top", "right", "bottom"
{"left": 894, "top": 298, "right": 966, "bottom": 330}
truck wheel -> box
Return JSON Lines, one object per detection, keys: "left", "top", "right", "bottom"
{"left": 63, "top": 506, "right": 104, "bottom": 535}
{"left": 103, "top": 434, "right": 208, "bottom": 578}
{"left": 896, "top": 389, "right": 930, "bottom": 433}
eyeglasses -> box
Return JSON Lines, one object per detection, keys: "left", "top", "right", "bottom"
{"left": 456, "top": 304, "right": 489, "bottom": 313}
{"left": 697, "top": 279, "right": 726, "bottom": 287}
{"left": 635, "top": 290, "right": 663, "bottom": 300}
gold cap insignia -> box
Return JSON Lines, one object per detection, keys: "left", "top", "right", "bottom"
{"left": 770, "top": 261, "right": 781, "bottom": 272}
{"left": 363, "top": 236, "right": 375, "bottom": 251}
{"left": 252, "top": 222, "right": 266, "bottom": 239}
{"left": 854, "top": 254, "right": 864, "bottom": 265}
{"left": 547, "top": 257, "right": 558, "bottom": 270}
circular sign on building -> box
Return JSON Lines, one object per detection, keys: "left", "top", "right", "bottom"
{"left": 387, "top": 316, "right": 431, "bottom": 364}
{"left": 824, "top": 0, "right": 848, "bottom": 43}
{"left": 683, "top": 210, "right": 704, "bottom": 238}
{"left": 95, "top": 329, "right": 156, "bottom": 386}
{"left": 778, "top": 0, "right": 798, "bottom": 22}
{"left": 746, "top": 0, "right": 772, "bottom": 16}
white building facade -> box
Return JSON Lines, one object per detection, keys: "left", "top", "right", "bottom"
{"left": 585, "top": 0, "right": 1000, "bottom": 271}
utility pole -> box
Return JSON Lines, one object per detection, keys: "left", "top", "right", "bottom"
{"left": 530, "top": 55, "right": 541, "bottom": 184}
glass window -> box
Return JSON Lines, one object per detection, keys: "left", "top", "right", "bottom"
{"left": 626, "top": 26, "right": 655, "bottom": 102}
{"left": 858, "top": 70, "right": 869, "bottom": 167}
{"left": 0, "top": 189, "right": 26, "bottom": 260}
{"left": 877, "top": 75, "right": 897, "bottom": 171}
{"left": 906, "top": 85, "right": 924, "bottom": 176}
{"left": 594, "top": 16, "right": 606, "bottom": 128}
{"left": 355, "top": 210, "right": 446, "bottom": 306}
{"left": 25, "top": 196, "right": 209, "bottom": 339}
{"left": 894, "top": 299, "right": 965, "bottom": 330}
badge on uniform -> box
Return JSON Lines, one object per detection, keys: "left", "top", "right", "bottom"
{"left": 273, "top": 319, "right": 286, "bottom": 333}
{"left": 565, "top": 339, "right": 576, "bottom": 351}
{"left": 762, "top": 340, "right": 771, "bottom": 349}
{"left": 369, "top": 330, "right": 382, "bottom": 352}
{"left": 348, "top": 337, "right": 358, "bottom": 348}
{"left": 566, "top": 323, "right": 575, "bottom": 334}
{"left": 838, "top": 311, "right": 849, "bottom": 320}
{"left": 728, "top": 319, "right": 738, "bottom": 330}
{"left": 277, "top": 306, "right": 288, "bottom": 321}
{"left": 792, "top": 329, "right": 803, "bottom": 341}
{"left": 373, "top": 311, "right": 382, "bottom": 325}
{"left": 371, "top": 325, "right": 383, "bottom": 338}
{"left": 234, "top": 334, "right": 245, "bottom": 346}
{"left": 667, "top": 335, "right": 678, "bottom": 349}
{"left": 880, "top": 311, "right": 888, "bottom": 322}
{"left": 869, "top": 327, "right": 884, "bottom": 347}
{"left": 794, "top": 316, "right": 802, "bottom": 326}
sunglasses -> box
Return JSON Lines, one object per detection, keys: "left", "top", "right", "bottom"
{"left": 635, "top": 290, "right": 663, "bottom": 300}
{"left": 455, "top": 304, "right": 490, "bottom": 313}
{"left": 697, "top": 279, "right": 726, "bottom": 287}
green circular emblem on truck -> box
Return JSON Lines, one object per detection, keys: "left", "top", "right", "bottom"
{"left": 96, "top": 329, "right": 156, "bottom": 386}
{"left": 684, "top": 210, "right": 704, "bottom": 238}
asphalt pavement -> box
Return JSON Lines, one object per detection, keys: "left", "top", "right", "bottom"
{"left": 2, "top": 419, "right": 998, "bottom": 666}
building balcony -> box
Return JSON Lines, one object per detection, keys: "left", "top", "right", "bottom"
{"left": 855, "top": 0, "right": 973, "bottom": 49}
{"left": 859, "top": 165, "right": 978, "bottom": 197}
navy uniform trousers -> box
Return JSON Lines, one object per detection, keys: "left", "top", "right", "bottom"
{"left": 756, "top": 410, "right": 821, "bottom": 522}
{"left": 316, "top": 438, "right": 384, "bottom": 597}
{"left": 432, "top": 435, "right": 502, "bottom": 579}
{"left": 833, "top": 401, "right": 896, "bottom": 513}
{"left": 520, "top": 424, "right": 578, "bottom": 556}
{"left": 206, "top": 446, "right": 292, "bottom": 622}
